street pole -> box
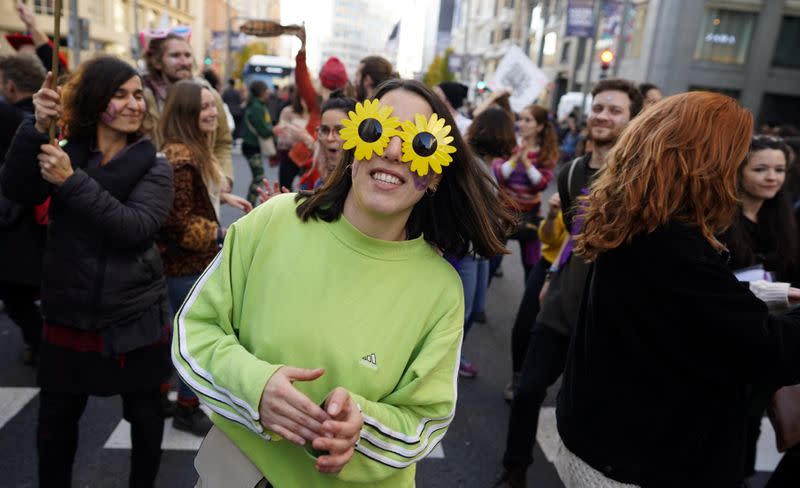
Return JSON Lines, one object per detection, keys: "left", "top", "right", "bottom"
{"left": 578, "top": 0, "right": 602, "bottom": 122}
{"left": 132, "top": 0, "right": 139, "bottom": 59}
{"left": 69, "top": 0, "right": 79, "bottom": 66}
{"left": 225, "top": 0, "right": 232, "bottom": 81}
{"left": 461, "top": 0, "right": 471, "bottom": 81}
{"left": 613, "top": 0, "right": 632, "bottom": 77}
{"left": 536, "top": 0, "right": 550, "bottom": 68}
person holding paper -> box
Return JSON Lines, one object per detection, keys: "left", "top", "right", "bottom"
{"left": 557, "top": 92, "right": 800, "bottom": 487}
{"left": 720, "top": 134, "right": 800, "bottom": 485}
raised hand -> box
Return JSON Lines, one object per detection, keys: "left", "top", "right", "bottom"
{"left": 257, "top": 178, "right": 290, "bottom": 205}
{"left": 37, "top": 143, "right": 73, "bottom": 186}
{"left": 32, "top": 72, "right": 62, "bottom": 134}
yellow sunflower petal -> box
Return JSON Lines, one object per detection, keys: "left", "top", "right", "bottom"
{"left": 415, "top": 114, "right": 428, "bottom": 130}
{"left": 428, "top": 158, "right": 443, "bottom": 174}
{"left": 439, "top": 135, "right": 454, "bottom": 146}
{"left": 410, "top": 158, "right": 429, "bottom": 177}
{"left": 436, "top": 123, "right": 452, "bottom": 138}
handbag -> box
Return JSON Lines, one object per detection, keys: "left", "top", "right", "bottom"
{"left": 244, "top": 116, "right": 277, "bottom": 158}
{"left": 768, "top": 384, "right": 800, "bottom": 452}
{"left": 194, "top": 426, "right": 269, "bottom": 488}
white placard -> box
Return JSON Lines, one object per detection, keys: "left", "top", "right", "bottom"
{"left": 488, "top": 45, "right": 550, "bottom": 113}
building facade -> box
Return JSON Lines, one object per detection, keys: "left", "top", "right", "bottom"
{"left": 529, "top": 0, "right": 800, "bottom": 125}
{"left": 0, "top": 0, "right": 200, "bottom": 69}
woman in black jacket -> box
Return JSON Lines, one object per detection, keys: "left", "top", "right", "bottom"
{"left": 1, "top": 57, "right": 174, "bottom": 488}
{"left": 557, "top": 92, "right": 800, "bottom": 487}
{"left": 722, "top": 135, "right": 799, "bottom": 485}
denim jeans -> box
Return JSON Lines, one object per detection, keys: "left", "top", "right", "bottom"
{"left": 167, "top": 274, "right": 202, "bottom": 401}
{"left": 456, "top": 255, "right": 489, "bottom": 337}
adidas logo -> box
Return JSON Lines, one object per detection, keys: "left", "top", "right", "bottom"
{"left": 359, "top": 353, "right": 378, "bottom": 369}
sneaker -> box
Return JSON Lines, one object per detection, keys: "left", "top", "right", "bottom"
{"left": 459, "top": 359, "right": 478, "bottom": 378}
{"left": 503, "top": 372, "right": 520, "bottom": 402}
{"left": 473, "top": 311, "right": 487, "bottom": 324}
{"left": 490, "top": 467, "right": 527, "bottom": 488}
{"left": 173, "top": 403, "right": 213, "bottom": 436}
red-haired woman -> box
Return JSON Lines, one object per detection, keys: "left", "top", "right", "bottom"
{"left": 558, "top": 92, "right": 800, "bottom": 487}
{"left": 492, "top": 105, "right": 558, "bottom": 280}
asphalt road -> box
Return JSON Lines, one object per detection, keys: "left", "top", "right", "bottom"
{"left": 0, "top": 151, "right": 780, "bottom": 487}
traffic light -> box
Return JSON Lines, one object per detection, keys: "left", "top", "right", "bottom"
{"left": 599, "top": 49, "right": 614, "bottom": 78}
{"left": 476, "top": 80, "right": 489, "bottom": 94}
{"left": 204, "top": 56, "right": 213, "bottom": 66}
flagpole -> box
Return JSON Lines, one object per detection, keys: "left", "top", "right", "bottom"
{"left": 49, "top": 0, "right": 63, "bottom": 145}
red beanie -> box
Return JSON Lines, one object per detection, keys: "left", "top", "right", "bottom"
{"left": 319, "top": 57, "right": 348, "bottom": 90}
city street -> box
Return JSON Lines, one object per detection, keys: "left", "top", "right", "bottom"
{"left": 0, "top": 151, "right": 786, "bottom": 487}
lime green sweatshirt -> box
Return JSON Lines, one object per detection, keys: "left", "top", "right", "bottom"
{"left": 172, "top": 193, "right": 464, "bottom": 487}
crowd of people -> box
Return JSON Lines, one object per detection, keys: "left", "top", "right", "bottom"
{"left": 1, "top": 2, "right": 800, "bottom": 487}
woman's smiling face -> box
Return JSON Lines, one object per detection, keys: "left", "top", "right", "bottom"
{"left": 346, "top": 89, "right": 441, "bottom": 221}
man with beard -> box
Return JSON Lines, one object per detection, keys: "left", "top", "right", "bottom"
{"left": 353, "top": 55, "right": 396, "bottom": 102}
{"left": 492, "top": 79, "right": 643, "bottom": 488}
{"left": 141, "top": 34, "right": 236, "bottom": 193}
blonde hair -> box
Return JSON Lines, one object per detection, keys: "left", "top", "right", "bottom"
{"left": 575, "top": 92, "right": 753, "bottom": 261}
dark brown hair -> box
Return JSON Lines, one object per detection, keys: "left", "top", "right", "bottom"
{"left": 0, "top": 53, "right": 46, "bottom": 94}
{"left": 592, "top": 78, "right": 644, "bottom": 119}
{"left": 466, "top": 106, "right": 516, "bottom": 160}
{"left": 296, "top": 79, "right": 516, "bottom": 258}
{"left": 524, "top": 105, "right": 559, "bottom": 169}
{"left": 575, "top": 91, "right": 753, "bottom": 261}
{"left": 160, "top": 80, "right": 222, "bottom": 186}
{"left": 60, "top": 56, "right": 143, "bottom": 139}
{"left": 725, "top": 136, "right": 798, "bottom": 280}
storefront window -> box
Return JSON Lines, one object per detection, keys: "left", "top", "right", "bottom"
{"left": 773, "top": 16, "right": 800, "bottom": 68}
{"left": 694, "top": 8, "right": 757, "bottom": 65}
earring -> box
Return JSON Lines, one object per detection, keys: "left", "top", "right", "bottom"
{"left": 426, "top": 184, "right": 438, "bottom": 195}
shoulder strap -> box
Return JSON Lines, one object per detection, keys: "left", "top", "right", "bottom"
{"left": 566, "top": 157, "right": 581, "bottom": 202}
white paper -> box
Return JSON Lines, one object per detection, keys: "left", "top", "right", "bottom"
{"left": 488, "top": 45, "right": 550, "bottom": 113}
{"left": 734, "top": 265, "right": 771, "bottom": 282}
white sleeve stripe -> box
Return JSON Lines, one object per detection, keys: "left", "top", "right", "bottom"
{"left": 172, "top": 348, "right": 260, "bottom": 432}
{"left": 355, "top": 433, "right": 446, "bottom": 469}
{"left": 361, "top": 412, "right": 453, "bottom": 446}
{"left": 358, "top": 325, "right": 462, "bottom": 445}
{"left": 174, "top": 251, "right": 260, "bottom": 420}
{"left": 360, "top": 421, "right": 450, "bottom": 458}
{"left": 198, "top": 395, "right": 265, "bottom": 435}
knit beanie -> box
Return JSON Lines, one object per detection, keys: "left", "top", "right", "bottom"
{"left": 319, "top": 57, "right": 348, "bottom": 90}
{"left": 438, "top": 81, "right": 468, "bottom": 110}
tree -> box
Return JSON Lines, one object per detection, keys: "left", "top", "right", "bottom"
{"left": 423, "top": 48, "right": 455, "bottom": 86}
{"left": 233, "top": 41, "right": 271, "bottom": 81}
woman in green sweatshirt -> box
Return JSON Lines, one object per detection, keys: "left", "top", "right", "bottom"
{"left": 173, "top": 79, "right": 515, "bottom": 487}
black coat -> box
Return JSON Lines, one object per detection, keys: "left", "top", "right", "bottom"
{"left": 557, "top": 222, "right": 800, "bottom": 487}
{"left": 0, "top": 98, "right": 46, "bottom": 286}
{"left": 1, "top": 119, "right": 174, "bottom": 354}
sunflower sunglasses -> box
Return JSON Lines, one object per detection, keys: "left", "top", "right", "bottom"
{"left": 339, "top": 100, "right": 457, "bottom": 177}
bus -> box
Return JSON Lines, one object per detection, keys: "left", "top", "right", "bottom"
{"left": 242, "top": 55, "right": 294, "bottom": 90}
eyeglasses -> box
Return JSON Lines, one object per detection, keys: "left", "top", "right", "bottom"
{"left": 317, "top": 125, "right": 344, "bottom": 138}
{"left": 339, "top": 100, "right": 457, "bottom": 177}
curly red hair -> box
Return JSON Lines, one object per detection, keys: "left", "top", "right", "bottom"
{"left": 575, "top": 91, "right": 753, "bottom": 261}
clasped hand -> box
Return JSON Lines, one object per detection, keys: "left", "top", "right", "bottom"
{"left": 259, "top": 366, "right": 364, "bottom": 474}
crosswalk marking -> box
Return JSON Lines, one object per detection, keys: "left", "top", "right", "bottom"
{"left": 536, "top": 407, "right": 783, "bottom": 472}
{"left": 0, "top": 387, "right": 39, "bottom": 429}
{"left": 102, "top": 392, "right": 447, "bottom": 457}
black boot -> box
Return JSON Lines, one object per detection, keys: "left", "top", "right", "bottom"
{"left": 173, "top": 403, "right": 213, "bottom": 436}
{"left": 490, "top": 467, "right": 527, "bottom": 488}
